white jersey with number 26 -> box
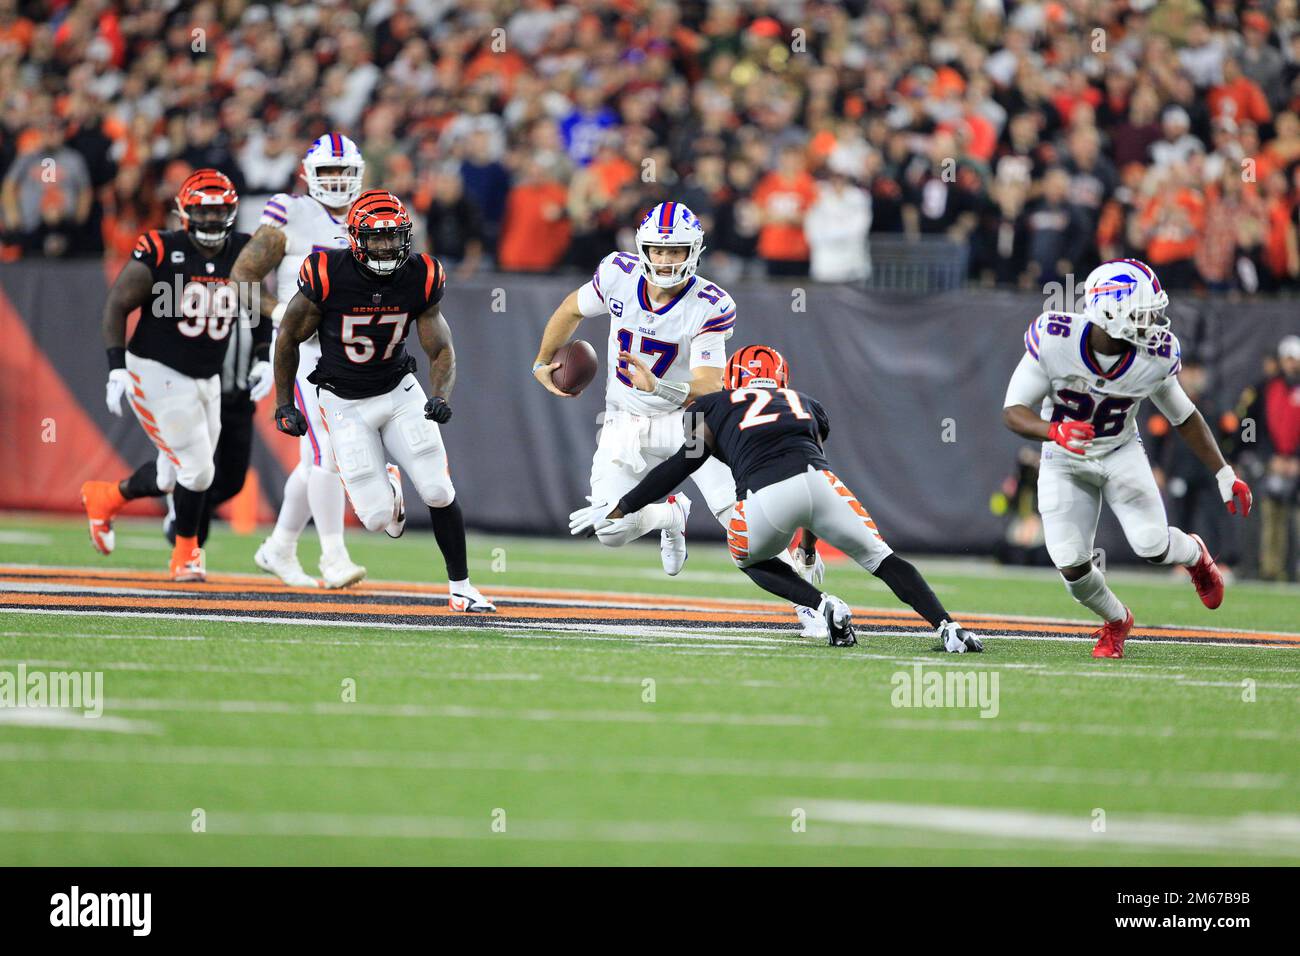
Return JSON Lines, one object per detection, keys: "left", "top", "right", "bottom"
{"left": 1021, "top": 310, "right": 1184, "bottom": 458}
{"left": 575, "top": 250, "right": 736, "bottom": 417}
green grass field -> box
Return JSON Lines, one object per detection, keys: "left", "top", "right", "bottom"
{"left": 1, "top": 511, "right": 1298, "bottom": 865}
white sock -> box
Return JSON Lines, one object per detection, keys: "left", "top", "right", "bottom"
{"left": 270, "top": 463, "right": 312, "bottom": 549}
{"left": 1159, "top": 527, "right": 1202, "bottom": 566}
{"left": 1063, "top": 566, "right": 1126, "bottom": 623}
{"left": 318, "top": 532, "right": 346, "bottom": 563}
{"left": 308, "top": 468, "right": 346, "bottom": 556}
{"left": 449, "top": 578, "right": 469, "bottom": 593}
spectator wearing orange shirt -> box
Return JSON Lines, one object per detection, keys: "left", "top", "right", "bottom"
{"left": 752, "top": 145, "right": 817, "bottom": 277}
{"left": 1136, "top": 164, "right": 1205, "bottom": 289}
{"left": 1208, "top": 57, "right": 1272, "bottom": 127}
{"left": 497, "top": 153, "right": 571, "bottom": 273}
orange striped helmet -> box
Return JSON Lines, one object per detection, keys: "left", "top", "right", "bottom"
{"left": 175, "top": 169, "right": 238, "bottom": 245}
{"left": 726, "top": 344, "right": 789, "bottom": 389}
{"left": 347, "top": 189, "right": 413, "bottom": 276}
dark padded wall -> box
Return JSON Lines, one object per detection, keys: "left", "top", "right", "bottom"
{"left": 5, "top": 261, "right": 1298, "bottom": 556}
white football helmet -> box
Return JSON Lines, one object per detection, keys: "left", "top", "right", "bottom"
{"left": 635, "top": 201, "right": 706, "bottom": 288}
{"left": 301, "top": 133, "right": 365, "bottom": 208}
{"left": 1081, "top": 258, "right": 1170, "bottom": 347}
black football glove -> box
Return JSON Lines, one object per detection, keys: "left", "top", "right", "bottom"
{"left": 274, "top": 402, "right": 308, "bottom": 436}
{"left": 425, "top": 396, "right": 452, "bottom": 424}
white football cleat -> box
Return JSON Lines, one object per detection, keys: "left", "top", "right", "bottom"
{"left": 660, "top": 493, "right": 691, "bottom": 575}
{"left": 795, "top": 604, "right": 830, "bottom": 638}
{"left": 320, "top": 552, "right": 367, "bottom": 589}
{"left": 384, "top": 464, "right": 406, "bottom": 539}
{"left": 254, "top": 539, "right": 319, "bottom": 588}
{"left": 449, "top": 582, "right": 496, "bottom": 612}
{"left": 938, "top": 619, "right": 983, "bottom": 653}
{"left": 819, "top": 594, "right": 857, "bottom": 647}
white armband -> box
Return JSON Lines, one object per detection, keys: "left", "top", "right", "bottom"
{"left": 652, "top": 378, "right": 690, "bottom": 407}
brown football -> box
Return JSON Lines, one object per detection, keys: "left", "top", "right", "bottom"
{"left": 550, "top": 339, "right": 599, "bottom": 395}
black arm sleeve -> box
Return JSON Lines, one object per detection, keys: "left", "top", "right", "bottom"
{"left": 616, "top": 443, "right": 711, "bottom": 515}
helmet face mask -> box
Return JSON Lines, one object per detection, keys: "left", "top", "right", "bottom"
{"left": 635, "top": 202, "right": 705, "bottom": 289}
{"left": 726, "top": 345, "right": 789, "bottom": 390}
{"left": 176, "top": 169, "right": 239, "bottom": 247}
{"left": 302, "top": 134, "right": 365, "bottom": 208}
{"left": 347, "top": 190, "right": 413, "bottom": 277}
{"left": 1083, "top": 259, "right": 1171, "bottom": 348}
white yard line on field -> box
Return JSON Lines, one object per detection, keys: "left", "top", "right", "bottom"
{"left": 0, "top": 709, "right": 159, "bottom": 734}
{"left": 0, "top": 804, "right": 1291, "bottom": 858}
{"left": 780, "top": 799, "right": 1300, "bottom": 857}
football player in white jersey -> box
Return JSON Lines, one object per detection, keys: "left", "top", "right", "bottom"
{"left": 533, "top": 202, "right": 826, "bottom": 636}
{"left": 232, "top": 133, "right": 368, "bottom": 589}
{"left": 1002, "top": 258, "right": 1253, "bottom": 658}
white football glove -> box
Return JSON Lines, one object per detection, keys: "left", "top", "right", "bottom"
{"left": 569, "top": 497, "right": 632, "bottom": 538}
{"left": 247, "top": 360, "right": 273, "bottom": 401}
{"left": 792, "top": 547, "right": 825, "bottom": 586}
{"left": 105, "top": 368, "right": 133, "bottom": 416}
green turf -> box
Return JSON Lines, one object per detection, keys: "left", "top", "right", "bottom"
{"left": 0, "top": 513, "right": 1298, "bottom": 865}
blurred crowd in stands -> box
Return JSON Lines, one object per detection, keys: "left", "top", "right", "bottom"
{"left": 4, "top": 0, "right": 1300, "bottom": 293}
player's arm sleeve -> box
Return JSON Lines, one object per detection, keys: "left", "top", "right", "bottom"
{"left": 1003, "top": 352, "right": 1052, "bottom": 409}
{"left": 575, "top": 253, "right": 618, "bottom": 317}
{"left": 1149, "top": 374, "right": 1197, "bottom": 427}
{"left": 616, "top": 442, "right": 710, "bottom": 515}
{"left": 259, "top": 193, "right": 292, "bottom": 229}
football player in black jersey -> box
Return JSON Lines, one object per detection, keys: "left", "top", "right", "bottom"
{"left": 81, "top": 169, "right": 266, "bottom": 582}
{"left": 571, "top": 345, "right": 982, "bottom": 651}
{"left": 272, "top": 190, "right": 494, "bottom": 612}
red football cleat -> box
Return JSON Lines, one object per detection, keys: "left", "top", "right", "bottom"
{"left": 1185, "top": 532, "right": 1224, "bottom": 610}
{"left": 80, "top": 480, "right": 126, "bottom": 555}
{"left": 169, "top": 537, "right": 206, "bottom": 583}
{"left": 1091, "top": 609, "right": 1134, "bottom": 659}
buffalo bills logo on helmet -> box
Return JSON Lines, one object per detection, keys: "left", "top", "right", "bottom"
{"left": 1088, "top": 273, "right": 1138, "bottom": 306}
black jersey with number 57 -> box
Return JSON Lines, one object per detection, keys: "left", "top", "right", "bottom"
{"left": 688, "top": 386, "right": 831, "bottom": 498}
{"left": 297, "top": 248, "right": 446, "bottom": 400}
{"left": 126, "top": 228, "right": 252, "bottom": 378}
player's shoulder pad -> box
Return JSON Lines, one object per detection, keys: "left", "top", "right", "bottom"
{"left": 259, "top": 193, "right": 296, "bottom": 228}
{"left": 418, "top": 253, "right": 446, "bottom": 307}
{"left": 1024, "top": 310, "right": 1082, "bottom": 361}
{"left": 130, "top": 229, "right": 167, "bottom": 268}
{"left": 297, "top": 249, "right": 336, "bottom": 303}
{"left": 591, "top": 249, "right": 639, "bottom": 301}
{"left": 696, "top": 282, "right": 736, "bottom": 336}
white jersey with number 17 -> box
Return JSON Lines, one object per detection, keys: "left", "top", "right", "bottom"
{"left": 575, "top": 250, "right": 736, "bottom": 416}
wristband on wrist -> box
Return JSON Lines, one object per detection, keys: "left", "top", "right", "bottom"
{"left": 652, "top": 378, "right": 690, "bottom": 407}
{"left": 271, "top": 302, "right": 287, "bottom": 324}
{"left": 107, "top": 347, "right": 126, "bottom": 371}
{"left": 1215, "top": 464, "right": 1235, "bottom": 482}
{"left": 532, "top": 361, "right": 548, "bottom": 374}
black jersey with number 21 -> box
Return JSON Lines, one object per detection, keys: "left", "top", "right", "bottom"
{"left": 689, "top": 386, "right": 831, "bottom": 498}
{"left": 297, "top": 248, "right": 446, "bottom": 400}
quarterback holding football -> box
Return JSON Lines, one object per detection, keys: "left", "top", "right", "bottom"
{"left": 533, "top": 202, "right": 826, "bottom": 636}
{"left": 1002, "top": 258, "right": 1253, "bottom": 658}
